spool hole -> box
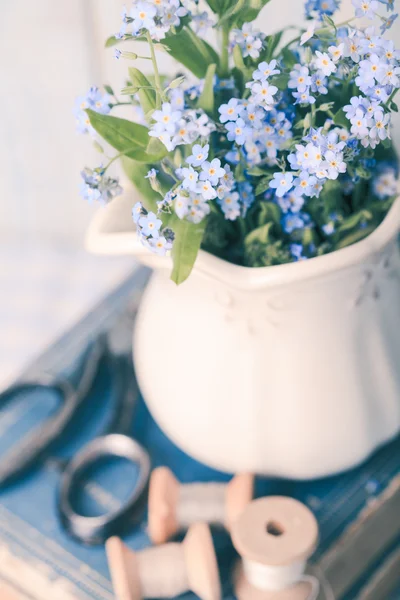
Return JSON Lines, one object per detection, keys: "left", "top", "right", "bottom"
{"left": 266, "top": 520, "right": 284, "bottom": 537}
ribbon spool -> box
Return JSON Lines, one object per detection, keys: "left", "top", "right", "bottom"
{"left": 231, "top": 497, "right": 319, "bottom": 600}
{"left": 106, "top": 523, "right": 221, "bottom": 600}
{"left": 148, "top": 466, "right": 254, "bottom": 544}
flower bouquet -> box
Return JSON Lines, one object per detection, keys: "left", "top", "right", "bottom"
{"left": 77, "top": 0, "right": 399, "bottom": 285}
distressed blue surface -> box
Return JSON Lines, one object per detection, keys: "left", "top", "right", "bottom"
{"left": 0, "top": 268, "right": 399, "bottom": 599}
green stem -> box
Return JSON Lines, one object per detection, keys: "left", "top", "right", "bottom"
{"left": 220, "top": 25, "right": 230, "bottom": 77}
{"left": 311, "top": 103, "right": 316, "bottom": 128}
{"left": 111, "top": 101, "right": 134, "bottom": 107}
{"left": 103, "top": 147, "right": 140, "bottom": 171}
{"left": 385, "top": 87, "right": 399, "bottom": 110}
{"left": 146, "top": 31, "right": 162, "bottom": 109}
{"left": 238, "top": 217, "right": 247, "bottom": 240}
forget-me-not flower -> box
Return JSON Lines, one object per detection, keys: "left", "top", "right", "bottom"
{"left": 270, "top": 172, "right": 295, "bottom": 197}
{"left": 200, "top": 159, "right": 226, "bottom": 185}
{"left": 186, "top": 144, "right": 210, "bottom": 167}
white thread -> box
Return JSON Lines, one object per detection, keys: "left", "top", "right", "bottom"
{"left": 176, "top": 483, "right": 227, "bottom": 527}
{"left": 302, "top": 575, "right": 320, "bottom": 600}
{"left": 243, "top": 558, "right": 306, "bottom": 592}
{"left": 137, "top": 544, "right": 188, "bottom": 598}
{"left": 243, "top": 560, "right": 321, "bottom": 599}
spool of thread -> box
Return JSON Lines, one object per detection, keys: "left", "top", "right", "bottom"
{"left": 148, "top": 466, "right": 254, "bottom": 544}
{"left": 231, "top": 496, "right": 319, "bottom": 600}
{"left": 106, "top": 523, "right": 221, "bottom": 600}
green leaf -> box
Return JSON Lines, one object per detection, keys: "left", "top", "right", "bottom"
{"left": 391, "top": 101, "right": 399, "bottom": 113}
{"left": 104, "top": 84, "right": 115, "bottom": 95}
{"left": 206, "top": 0, "right": 232, "bottom": 14}
{"left": 121, "top": 86, "right": 140, "bottom": 95}
{"left": 163, "top": 27, "right": 219, "bottom": 78}
{"left": 256, "top": 176, "right": 273, "bottom": 195}
{"left": 171, "top": 218, "right": 205, "bottom": 285}
{"left": 218, "top": 0, "right": 246, "bottom": 25}
{"left": 197, "top": 63, "right": 217, "bottom": 115}
{"left": 333, "top": 108, "right": 349, "bottom": 128}
{"left": 323, "top": 14, "right": 337, "bottom": 32}
{"left": 122, "top": 156, "right": 174, "bottom": 212}
{"left": 105, "top": 35, "right": 146, "bottom": 48}
{"left": 121, "top": 158, "right": 160, "bottom": 212}
{"left": 336, "top": 225, "right": 375, "bottom": 249}
{"left": 245, "top": 222, "right": 274, "bottom": 247}
{"left": 273, "top": 73, "right": 290, "bottom": 90}
{"left": 235, "top": 0, "right": 272, "bottom": 25}
{"left": 265, "top": 29, "right": 284, "bottom": 59}
{"left": 337, "top": 210, "right": 372, "bottom": 233}
{"left": 257, "top": 202, "right": 281, "bottom": 227}
{"left": 86, "top": 109, "right": 167, "bottom": 162}
{"left": 168, "top": 75, "right": 186, "bottom": 89}
{"left": 281, "top": 47, "right": 297, "bottom": 69}
{"left": 247, "top": 166, "right": 268, "bottom": 176}
{"left": 233, "top": 44, "right": 252, "bottom": 82}
{"left": 128, "top": 67, "right": 156, "bottom": 118}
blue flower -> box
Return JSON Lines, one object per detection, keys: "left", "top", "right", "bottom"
{"left": 289, "top": 66, "right": 312, "bottom": 93}
{"left": 131, "top": 2, "right": 157, "bottom": 31}
{"left": 293, "top": 88, "right": 316, "bottom": 105}
{"left": 74, "top": 87, "right": 111, "bottom": 134}
{"left": 148, "top": 235, "right": 173, "bottom": 256}
{"left": 277, "top": 192, "right": 305, "bottom": 213}
{"left": 192, "top": 11, "right": 214, "bottom": 35}
{"left": 269, "top": 172, "right": 295, "bottom": 197}
{"left": 324, "top": 150, "right": 347, "bottom": 179}
{"left": 225, "top": 147, "right": 241, "bottom": 164}
{"left": 252, "top": 60, "right": 280, "bottom": 81}
{"left": 315, "top": 52, "right": 337, "bottom": 76}
{"left": 132, "top": 201, "right": 145, "bottom": 224}
{"left": 186, "top": 144, "right": 210, "bottom": 167}
{"left": 215, "top": 77, "right": 236, "bottom": 91}
{"left": 290, "top": 243, "right": 306, "bottom": 261}
{"left": 352, "top": 0, "right": 380, "bottom": 19}
{"left": 373, "top": 167, "right": 398, "bottom": 198}
{"left": 305, "top": 0, "right": 341, "bottom": 18}
{"left": 311, "top": 74, "right": 328, "bottom": 94}
{"left": 138, "top": 212, "right": 163, "bottom": 237}
{"left": 247, "top": 81, "right": 278, "bottom": 108}
{"left": 145, "top": 168, "right": 158, "bottom": 179}
{"left": 180, "top": 166, "right": 199, "bottom": 191}
{"left": 293, "top": 171, "right": 318, "bottom": 196}
{"left": 169, "top": 88, "right": 185, "bottom": 110}
{"left": 199, "top": 159, "right": 226, "bottom": 185}
{"left": 282, "top": 213, "right": 307, "bottom": 233}
{"left": 152, "top": 103, "right": 182, "bottom": 134}
{"left": 238, "top": 181, "right": 255, "bottom": 210}
{"left": 380, "top": 12, "right": 399, "bottom": 32}
{"left": 219, "top": 99, "right": 243, "bottom": 123}
{"left": 218, "top": 191, "right": 241, "bottom": 220}
{"left": 379, "top": 0, "right": 395, "bottom": 11}
{"left": 225, "top": 118, "right": 252, "bottom": 145}
{"left": 196, "top": 180, "right": 217, "bottom": 200}
{"left": 80, "top": 167, "right": 122, "bottom": 204}
{"left": 322, "top": 222, "right": 336, "bottom": 235}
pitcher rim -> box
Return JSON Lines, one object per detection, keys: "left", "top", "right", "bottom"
{"left": 86, "top": 194, "right": 400, "bottom": 290}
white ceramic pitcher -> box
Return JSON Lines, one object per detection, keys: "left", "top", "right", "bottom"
{"left": 87, "top": 192, "right": 400, "bottom": 479}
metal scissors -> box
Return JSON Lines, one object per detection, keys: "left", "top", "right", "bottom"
{"left": 0, "top": 312, "right": 151, "bottom": 545}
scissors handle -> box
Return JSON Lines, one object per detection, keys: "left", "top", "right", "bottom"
{"left": 58, "top": 433, "right": 151, "bottom": 545}
{"left": 0, "top": 339, "right": 104, "bottom": 488}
